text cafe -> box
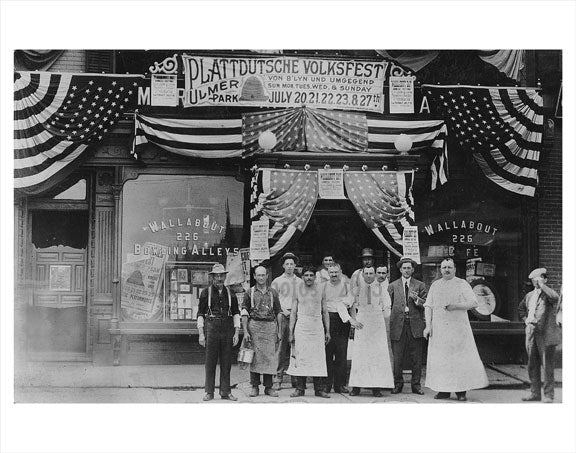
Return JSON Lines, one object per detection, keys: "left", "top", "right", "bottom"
{"left": 15, "top": 50, "right": 556, "bottom": 365}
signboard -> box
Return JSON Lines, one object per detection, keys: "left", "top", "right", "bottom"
{"left": 317, "top": 169, "right": 345, "bottom": 199}
{"left": 389, "top": 76, "right": 415, "bottom": 114}
{"left": 151, "top": 74, "right": 178, "bottom": 106}
{"left": 49, "top": 265, "right": 71, "bottom": 291}
{"left": 250, "top": 219, "right": 270, "bottom": 261}
{"left": 402, "top": 226, "right": 421, "bottom": 264}
{"left": 181, "top": 55, "right": 387, "bottom": 112}
{"left": 121, "top": 254, "right": 166, "bottom": 314}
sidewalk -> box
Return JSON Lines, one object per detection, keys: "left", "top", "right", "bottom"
{"left": 14, "top": 361, "right": 562, "bottom": 390}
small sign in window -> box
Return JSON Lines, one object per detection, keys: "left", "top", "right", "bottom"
{"left": 49, "top": 265, "right": 72, "bottom": 291}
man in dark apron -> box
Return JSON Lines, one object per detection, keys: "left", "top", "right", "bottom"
{"left": 241, "top": 266, "right": 282, "bottom": 397}
{"left": 197, "top": 263, "right": 240, "bottom": 401}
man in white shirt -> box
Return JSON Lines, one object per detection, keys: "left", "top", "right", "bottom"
{"left": 271, "top": 252, "right": 302, "bottom": 390}
{"left": 322, "top": 263, "right": 363, "bottom": 394}
{"left": 376, "top": 266, "right": 393, "bottom": 358}
{"left": 316, "top": 254, "right": 334, "bottom": 283}
{"left": 351, "top": 248, "right": 375, "bottom": 293}
{"left": 518, "top": 268, "right": 561, "bottom": 403}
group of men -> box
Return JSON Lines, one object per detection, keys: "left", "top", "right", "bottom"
{"left": 196, "top": 250, "right": 561, "bottom": 404}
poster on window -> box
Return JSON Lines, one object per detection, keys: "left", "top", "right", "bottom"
{"left": 318, "top": 169, "right": 346, "bottom": 199}
{"left": 151, "top": 74, "right": 178, "bottom": 106}
{"left": 250, "top": 219, "right": 270, "bottom": 261}
{"left": 402, "top": 226, "right": 421, "bottom": 264}
{"left": 389, "top": 76, "right": 415, "bottom": 114}
{"left": 121, "top": 254, "right": 166, "bottom": 314}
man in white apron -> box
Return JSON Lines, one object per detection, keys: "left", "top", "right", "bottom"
{"left": 241, "top": 266, "right": 282, "bottom": 397}
{"left": 348, "top": 266, "right": 394, "bottom": 397}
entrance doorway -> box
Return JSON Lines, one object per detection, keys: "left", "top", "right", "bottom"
{"left": 28, "top": 210, "right": 89, "bottom": 358}
{"left": 286, "top": 200, "right": 392, "bottom": 279}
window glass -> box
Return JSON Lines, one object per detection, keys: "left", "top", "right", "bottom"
{"left": 120, "top": 175, "right": 244, "bottom": 322}
{"left": 53, "top": 179, "right": 87, "bottom": 200}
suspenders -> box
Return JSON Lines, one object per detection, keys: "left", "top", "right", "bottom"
{"left": 207, "top": 286, "right": 232, "bottom": 317}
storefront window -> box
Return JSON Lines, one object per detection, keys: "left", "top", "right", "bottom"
{"left": 120, "top": 175, "right": 244, "bottom": 322}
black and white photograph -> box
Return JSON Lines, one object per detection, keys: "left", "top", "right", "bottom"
{"left": 1, "top": 2, "right": 575, "bottom": 453}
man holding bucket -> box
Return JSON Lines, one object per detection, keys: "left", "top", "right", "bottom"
{"left": 241, "top": 266, "right": 283, "bottom": 397}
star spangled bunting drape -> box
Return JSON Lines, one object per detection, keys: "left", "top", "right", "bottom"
{"left": 344, "top": 171, "right": 415, "bottom": 257}
{"left": 250, "top": 169, "right": 318, "bottom": 259}
{"left": 423, "top": 85, "right": 544, "bottom": 197}
{"left": 242, "top": 109, "right": 306, "bottom": 153}
{"left": 14, "top": 72, "right": 143, "bottom": 195}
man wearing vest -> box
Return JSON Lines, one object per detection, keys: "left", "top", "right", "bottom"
{"left": 197, "top": 263, "right": 240, "bottom": 401}
{"left": 387, "top": 256, "right": 428, "bottom": 395}
{"left": 271, "top": 252, "right": 302, "bottom": 390}
{"left": 241, "top": 266, "right": 282, "bottom": 397}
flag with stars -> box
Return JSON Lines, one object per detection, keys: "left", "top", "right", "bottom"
{"left": 250, "top": 169, "right": 318, "bottom": 259}
{"left": 14, "top": 72, "right": 143, "bottom": 195}
{"left": 242, "top": 109, "right": 306, "bottom": 154}
{"left": 305, "top": 109, "right": 367, "bottom": 152}
{"left": 422, "top": 85, "right": 544, "bottom": 197}
{"left": 344, "top": 171, "right": 415, "bottom": 257}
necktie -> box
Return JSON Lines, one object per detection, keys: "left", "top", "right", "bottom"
{"left": 366, "top": 283, "right": 372, "bottom": 305}
{"left": 404, "top": 282, "right": 410, "bottom": 313}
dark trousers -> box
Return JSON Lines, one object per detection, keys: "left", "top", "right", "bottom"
{"left": 275, "top": 313, "right": 297, "bottom": 386}
{"left": 204, "top": 317, "right": 234, "bottom": 396}
{"left": 392, "top": 317, "right": 423, "bottom": 387}
{"left": 296, "top": 376, "right": 323, "bottom": 391}
{"left": 250, "top": 372, "right": 273, "bottom": 389}
{"left": 325, "top": 312, "right": 350, "bottom": 390}
{"left": 526, "top": 327, "right": 556, "bottom": 399}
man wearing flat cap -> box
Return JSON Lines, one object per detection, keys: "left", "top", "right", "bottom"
{"left": 197, "top": 263, "right": 241, "bottom": 401}
{"left": 271, "top": 252, "right": 302, "bottom": 390}
{"left": 518, "top": 268, "right": 561, "bottom": 403}
{"left": 351, "top": 248, "right": 376, "bottom": 294}
{"left": 387, "top": 256, "right": 428, "bottom": 395}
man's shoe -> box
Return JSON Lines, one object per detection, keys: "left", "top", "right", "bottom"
{"left": 412, "top": 387, "right": 425, "bottom": 395}
{"left": 391, "top": 385, "right": 403, "bottom": 394}
{"left": 542, "top": 397, "right": 554, "bottom": 403}
{"left": 456, "top": 394, "right": 467, "bottom": 402}
{"left": 221, "top": 394, "right": 238, "bottom": 401}
{"left": 315, "top": 390, "right": 331, "bottom": 398}
{"left": 249, "top": 387, "right": 259, "bottom": 397}
{"left": 521, "top": 394, "right": 541, "bottom": 402}
{"left": 434, "top": 392, "right": 451, "bottom": 400}
{"left": 264, "top": 388, "right": 279, "bottom": 397}
{"left": 335, "top": 386, "right": 349, "bottom": 394}
{"left": 324, "top": 386, "right": 332, "bottom": 394}
{"left": 203, "top": 393, "right": 214, "bottom": 401}
{"left": 290, "top": 389, "right": 305, "bottom": 398}
{"left": 372, "top": 389, "right": 384, "bottom": 397}
{"left": 349, "top": 387, "right": 360, "bottom": 396}
{"left": 272, "top": 382, "right": 281, "bottom": 391}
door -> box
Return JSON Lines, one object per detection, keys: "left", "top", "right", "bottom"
{"left": 28, "top": 210, "right": 89, "bottom": 356}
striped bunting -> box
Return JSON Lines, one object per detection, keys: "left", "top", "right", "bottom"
{"left": 344, "top": 171, "right": 415, "bottom": 257}
{"left": 133, "top": 114, "right": 243, "bottom": 159}
{"left": 14, "top": 72, "right": 142, "bottom": 195}
{"left": 423, "top": 85, "right": 544, "bottom": 197}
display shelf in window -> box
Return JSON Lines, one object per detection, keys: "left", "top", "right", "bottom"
{"left": 163, "top": 262, "right": 216, "bottom": 322}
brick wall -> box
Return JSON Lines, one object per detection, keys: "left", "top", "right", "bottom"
{"left": 537, "top": 122, "right": 563, "bottom": 289}
{"left": 49, "top": 50, "right": 86, "bottom": 73}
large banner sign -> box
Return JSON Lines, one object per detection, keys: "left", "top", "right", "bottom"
{"left": 181, "top": 54, "right": 387, "bottom": 113}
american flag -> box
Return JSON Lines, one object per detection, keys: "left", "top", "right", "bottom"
{"left": 422, "top": 85, "right": 544, "bottom": 196}
{"left": 344, "top": 171, "right": 415, "bottom": 257}
{"left": 250, "top": 169, "right": 318, "bottom": 259}
{"left": 242, "top": 109, "right": 305, "bottom": 153}
{"left": 134, "top": 114, "right": 243, "bottom": 159}
{"left": 14, "top": 72, "right": 142, "bottom": 195}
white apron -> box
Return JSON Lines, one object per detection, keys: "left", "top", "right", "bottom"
{"left": 287, "top": 286, "right": 327, "bottom": 377}
{"left": 348, "top": 282, "right": 394, "bottom": 388}
{"left": 424, "top": 277, "right": 489, "bottom": 392}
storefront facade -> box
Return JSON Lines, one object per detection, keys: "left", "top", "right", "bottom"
{"left": 14, "top": 49, "right": 562, "bottom": 366}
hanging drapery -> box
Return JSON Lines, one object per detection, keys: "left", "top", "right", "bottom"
{"left": 14, "top": 71, "right": 143, "bottom": 196}
{"left": 250, "top": 169, "right": 318, "bottom": 259}
{"left": 478, "top": 50, "right": 525, "bottom": 82}
{"left": 344, "top": 171, "right": 415, "bottom": 257}
{"left": 375, "top": 50, "right": 440, "bottom": 73}
{"left": 14, "top": 50, "right": 65, "bottom": 71}
{"left": 423, "top": 85, "right": 544, "bottom": 197}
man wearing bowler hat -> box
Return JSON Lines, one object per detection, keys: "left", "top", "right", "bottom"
{"left": 197, "top": 263, "right": 241, "bottom": 401}
{"left": 518, "top": 268, "right": 561, "bottom": 403}
{"left": 387, "top": 256, "right": 428, "bottom": 395}
{"left": 351, "top": 248, "right": 376, "bottom": 293}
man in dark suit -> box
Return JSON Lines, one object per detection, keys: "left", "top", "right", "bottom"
{"left": 518, "top": 268, "right": 561, "bottom": 403}
{"left": 387, "top": 256, "right": 428, "bottom": 395}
